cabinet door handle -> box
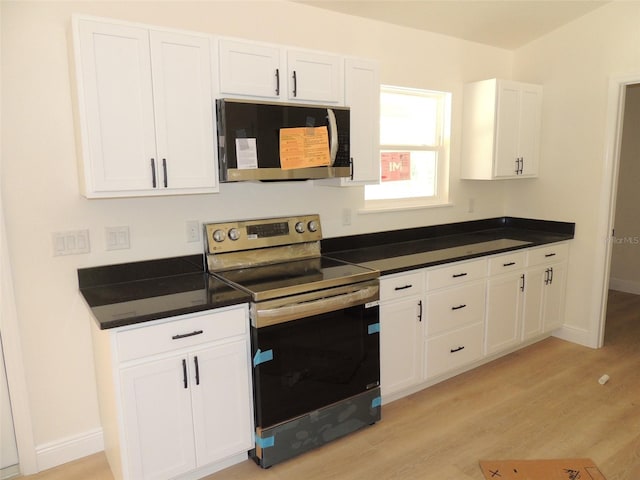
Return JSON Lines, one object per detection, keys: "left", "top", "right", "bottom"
{"left": 450, "top": 346, "right": 465, "bottom": 353}
{"left": 417, "top": 300, "right": 423, "bottom": 322}
{"left": 151, "top": 158, "right": 157, "bottom": 188}
{"left": 515, "top": 158, "right": 520, "bottom": 174}
{"left": 275, "top": 68, "right": 280, "bottom": 96}
{"left": 544, "top": 268, "right": 550, "bottom": 285}
{"left": 182, "top": 359, "right": 188, "bottom": 389}
{"left": 292, "top": 70, "right": 297, "bottom": 97}
{"left": 194, "top": 356, "right": 200, "bottom": 386}
{"left": 394, "top": 284, "right": 413, "bottom": 291}
{"left": 162, "top": 158, "right": 168, "bottom": 188}
{"left": 451, "top": 304, "right": 467, "bottom": 311}
{"left": 350, "top": 157, "right": 354, "bottom": 180}
{"left": 172, "top": 330, "right": 204, "bottom": 340}
{"left": 545, "top": 253, "right": 556, "bottom": 258}
{"left": 520, "top": 273, "right": 525, "bottom": 292}
{"left": 503, "top": 262, "right": 516, "bottom": 267}
{"left": 549, "top": 267, "right": 554, "bottom": 284}
{"left": 452, "top": 273, "right": 468, "bottom": 278}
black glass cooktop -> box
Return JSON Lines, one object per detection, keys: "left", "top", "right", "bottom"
{"left": 212, "top": 256, "right": 378, "bottom": 302}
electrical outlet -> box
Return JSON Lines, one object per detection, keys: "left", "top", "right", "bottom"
{"left": 186, "top": 220, "right": 200, "bottom": 243}
{"left": 342, "top": 208, "right": 352, "bottom": 226}
{"left": 468, "top": 198, "right": 475, "bottom": 213}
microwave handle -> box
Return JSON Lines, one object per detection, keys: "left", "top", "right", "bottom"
{"left": 327, "top": 108, "right": 338, "bottom": 165}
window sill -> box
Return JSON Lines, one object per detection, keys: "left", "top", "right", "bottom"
{"left": 359, "top": 201, "right": 454, "bottom": 214}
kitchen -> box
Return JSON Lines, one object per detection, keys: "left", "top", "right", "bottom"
{"left": 1, "top": 1, "right": 639, "bottom": 479}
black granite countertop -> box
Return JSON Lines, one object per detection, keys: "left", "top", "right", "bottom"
{"left": 78, "top": 255, "right": 250, "bottom": 330}
{"left": 322, "top": 217, "right": 575, "bottom": 276}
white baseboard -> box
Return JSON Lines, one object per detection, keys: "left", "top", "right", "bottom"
{"left": 35, "top": 428, "right": 104, "bottom": 472}
{"left": 553, "top": 324, "right": 596, "bottom": 348}
{"left": 609, "top": 277, "right": 640, "bottom": 295}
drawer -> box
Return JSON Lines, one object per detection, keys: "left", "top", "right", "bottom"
{"left": 426, "top": 281, "right": 486, "bottom": 336}
{"left": 488, "top": 251, "right": 527, "bottom": 275}
{"left": 380, "top": 270, "right": 425, "bottom": 302}
{"left": 427, "top": 258, "right": 487, "bottom": 290}
{"left": 116, "top": 306, "right": 247, "bottom": 363}
{"left": 424, "top": 322, "right": 484, "bottom": 380}
{"left": 527, "top": 242, "right": 569, "bottom": 267}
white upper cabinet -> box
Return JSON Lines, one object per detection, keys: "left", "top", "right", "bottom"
{"left": 73, "top": 17, "right": 218, "bottom": 197}
{"left": 218, "top": 39, "right": 282, "bottom": 99}
{"left": 316, "top": 57, "right": 380, "bottom": 187}
{"left": 217, "top": 37, "right": 343, "bottom": 104}
{"left": 461, "top": 78, "right": 542, "bottom": 180}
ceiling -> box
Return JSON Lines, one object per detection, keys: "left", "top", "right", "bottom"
{"left": 294, "top": 1, "right": 610, "bottom": 50}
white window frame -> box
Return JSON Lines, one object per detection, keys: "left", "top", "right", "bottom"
{"left": 364, "top": 85, "right": 451, "bottom": 210}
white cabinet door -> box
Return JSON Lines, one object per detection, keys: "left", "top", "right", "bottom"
{"left": 344, "top": 57, "right": 379, "bottom": 184}
{"left": 218, "top": 38, "right": 282, "bottom": 98}
{"left": 494, "top": 82, "right": 521, "bottom": 177}
{"left": 190, "top": 340, "right": 253, "bottom": 466}
{"left": 517, "top": 84, "right": 542, "bottom": 176}
{"left": 521, "top": 267, "right": 545, "bottom": 341}
{"left": 150, "top": 30, "right": 217, "bottom": 191}
{"left": 380, "top": 297, "right": 424, "bottom": 398}
{"left": 287, "top": 50, "right": 343, "bottom": 104}
{"left": 541, "top": 262, "right": 567, "bottom": 332}
{"left": 120, "top": 356, "right": 196, "bottom": 480}
{"left": 76, "top": 20, "right": 157, "bottom": 193}
{"left": 485, "top": 271, "right": 524, "bottom": 355}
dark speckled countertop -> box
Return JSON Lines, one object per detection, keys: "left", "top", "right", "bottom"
{"left": 322, "top": 217, "right": 575, "bottom": 276}
{"left": 78, "top": 255, "right": 250, "bottom": 330}
{"left": 79, "top": 217, "right": 574, "bottom": 330}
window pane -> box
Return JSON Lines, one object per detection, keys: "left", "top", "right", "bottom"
{"left": 380, "top": 91, "right": 438, "bottom": 146}
{"left": 365, "top": 151, "right": 437, "bottom": 200}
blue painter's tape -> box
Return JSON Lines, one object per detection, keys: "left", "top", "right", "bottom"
{"left": 253, "top": 349, "right": 273, "bottom": 367}
{"left": 368, "top": 322, "right": 380, "bottom": 335}
{"left": 371, "top": 396, "right": 382, "bottom": 409}
{"left": 256, "top": 435, "right": 275, "bottom": 449}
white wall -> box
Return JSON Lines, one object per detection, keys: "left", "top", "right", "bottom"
{"left": 510, "top": 2, "right": 640, "bottom": 344}
{"left": 0, "top": 0, "right": 512, "bottom": 469}
{"left": 610, "top": 84, "right": 640, "bottom": 294}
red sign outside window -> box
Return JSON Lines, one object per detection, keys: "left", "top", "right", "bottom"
{"left": 381, "top": 152, "right": 411, "bottom": 182}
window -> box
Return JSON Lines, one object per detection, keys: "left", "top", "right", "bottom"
{"left": 365, "top": 85, "right": 451, "bottom": 208}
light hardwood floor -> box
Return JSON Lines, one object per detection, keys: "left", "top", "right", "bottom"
{"left": 20, "top": 290, "right": 640, "bottom": 480}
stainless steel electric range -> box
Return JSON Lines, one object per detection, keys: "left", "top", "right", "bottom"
{"left": 204, "top": 214, "right": 381, "bottom": 468}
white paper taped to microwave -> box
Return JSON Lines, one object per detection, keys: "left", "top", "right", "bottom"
{"left": 235, "top": 138, "right": 258, "bottom": 170}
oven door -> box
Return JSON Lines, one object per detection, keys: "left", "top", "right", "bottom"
{"left": 250, "top": 280, "right": 380, "bottom": 429}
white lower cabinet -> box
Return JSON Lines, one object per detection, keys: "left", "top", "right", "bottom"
{"left": 379, "top": 271, "right": 425, "bottom": 399}
{"left": 424, "top": 259, "right": 487, "bottom": 380}
{"left": 379, "top": 241, "right": 569, "bottom": 401}
{"left": 91, "top": 305, "right": 253, "bottom": 480}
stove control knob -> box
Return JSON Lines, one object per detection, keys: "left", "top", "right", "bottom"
{"left": 212, "top": 229, "right": 226, "bottom": 243}
{"left": 228, "top": 228, "right": 240, "bottom": 241}
{"left": 307, "top": 220, "right": 319, "bottom": 232}
{"left": 295, "top": 221, "right": 306, "bottom": 233}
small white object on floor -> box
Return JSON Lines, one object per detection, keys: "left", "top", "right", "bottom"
{"left": 598, "top": 374, "right": 610, "bottom": 385}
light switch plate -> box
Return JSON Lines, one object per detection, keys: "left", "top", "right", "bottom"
{"left": 106, "top": 226, "right": 130, "bottom": 250}
{"left": 52, "top": 229, "right": 90, "bottom": 256}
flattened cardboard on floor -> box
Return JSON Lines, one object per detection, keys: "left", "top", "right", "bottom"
{"left": 479, "top": 458, "right": 607, "bottom": 480}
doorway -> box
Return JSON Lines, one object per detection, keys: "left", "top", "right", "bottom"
{"left": 597, "top": 74, "right": 640, "bottom": 347}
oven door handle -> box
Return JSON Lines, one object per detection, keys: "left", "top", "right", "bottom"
{"left": 253, "top": 284, "right": 379, "bottom": 328}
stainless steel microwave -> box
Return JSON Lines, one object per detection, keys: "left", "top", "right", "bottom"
{"left": 216, "top": 99, "right": 351, "bottom": 182}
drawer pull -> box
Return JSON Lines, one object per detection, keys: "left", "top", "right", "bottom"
{"left": 172, "top": 330, "right": 204, "bottom": 340}
{"left": 394, "top": 284, "right": 413, "bottom": 291}
{"left": 452, "top": 273, "right": 467, "bottom": 278}
{"left": 503, "top": 261, "right": 516, "bottom": 267}
{"left": 194, "top": 356, "right": 200, "bottom": 386}
{"left": 450, "top": 346, "right": 465, "bottom": 353}
{"left": 545, "top": 253, "right": 557, "bottom": 258}
{"left": 451, "top": 304, "right": 467, "bottom": 311}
